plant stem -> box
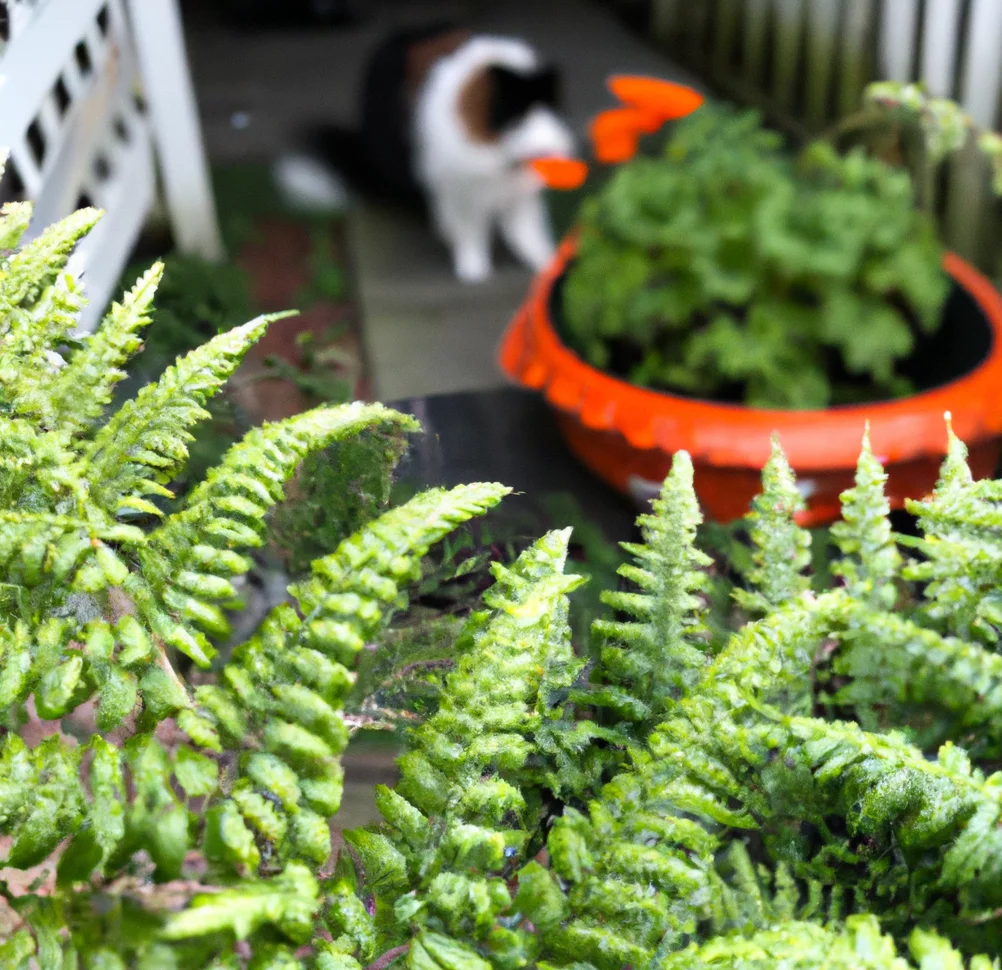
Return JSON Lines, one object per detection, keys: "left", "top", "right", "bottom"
{"left": 365, "top": 944, "right": 409, "bottom": 970}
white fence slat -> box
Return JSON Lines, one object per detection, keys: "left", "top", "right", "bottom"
{"left": 959, "top": 0, "right": 1002, "bottom": 128}
{"left": 72, "top": 115, "right": 155, "bottom": 333}
{"left": 919, "top": 0, "right": 963, "bottom": 97}
{"left": 28, "top": 31, "right": 126, "bottom": 233}
{"left": 0, "top": 0, "right": 108, "bottom": 151}
{"left": 879, "top": 0, "right": 919, "bottom": 82}
{"left": 125, "top": 0, "right": 222, "bottom": 260}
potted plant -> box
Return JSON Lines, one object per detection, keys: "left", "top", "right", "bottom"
{"left": 9, "top": 194, "right": 1002, "bottom": 964}
{"left": 503, "top": 83, "right": 1002, "bottom": 524}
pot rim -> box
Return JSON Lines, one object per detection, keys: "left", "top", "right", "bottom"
{"left": 499, "top": 236, "right": 1002, "bottom": 472}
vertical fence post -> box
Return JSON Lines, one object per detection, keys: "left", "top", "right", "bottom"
{"left": 773, "top": 0, "right": 805, "bottom": 116}
{"left": 804, "top": 0, "right": 839, "bottom": 129}
{"left": 125, "top": 0, "right": 223, "bottom": 260}
{"left": 878, "top": 0, "right": 919, "bottom": 83}
{"left": 919, "top": 0, "right": 963, "bottom": 97}
{"left": 649, "top": 0, "right": 681, "bottom": 48}
{"left": 839, "top": 0, "right": 874, "bottom": 117}
{"left": 744, "top": 0, "right": 772, "bottom": 91}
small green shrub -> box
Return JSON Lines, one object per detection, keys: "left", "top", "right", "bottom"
{"left": 6, "top": 194, "right": 1002, "bottom": 968}
{"left": 562, "top": 105, "right": 950, "bottom": 409}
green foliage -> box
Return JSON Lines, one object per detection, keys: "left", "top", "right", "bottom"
{"left": 590, "top": 451, "right": 712, "bottom": 734}
{"left": 0, "top": 197, "right": 507, "bottom": 966}
{"left": 6, "top": 192, "right": 1002, "bottom": 970}
{"left": 562, "top": 104, "right": 949, "bottom": 408}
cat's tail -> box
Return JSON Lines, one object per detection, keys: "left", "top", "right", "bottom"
{"left": 272, "top": 125, "right": 366, "bottom": 214}
{"left": 272, "top": 124, "right": 424, "bottom": 214}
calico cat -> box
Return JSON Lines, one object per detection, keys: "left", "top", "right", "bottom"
{"left": 278, "top": 24, "right": 575, "bottom": 283}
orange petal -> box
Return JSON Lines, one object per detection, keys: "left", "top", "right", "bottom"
{"left": 607, "top": 75, "right": 704, "bottom": 121}
{"left": 592, "top": 133, "right": 639, "bottom": 165}
{"left": 590, "top": 106, "right": 662, "bottom": 140}
{"left": 529, "top": 157, "right": 590, "bottom": 190}
{"left": 589, "top": 109, "right": 645, "bottom": 163}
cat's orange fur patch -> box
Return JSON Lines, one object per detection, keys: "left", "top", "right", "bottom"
{"left": 457, "top": 67, "right": 499, "bottom": 144}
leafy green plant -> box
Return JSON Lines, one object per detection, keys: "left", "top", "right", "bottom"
{"left": 833, "top": 81, "right": 1002, "bottom": 206}
{"left": 7, "top": 194, "right": 1002, "bottom": 968}
{"left": 562, "top": 104, "right": 949, "bottom": 409}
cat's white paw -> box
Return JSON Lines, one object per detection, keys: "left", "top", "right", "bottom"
{"left": 455, "top": 250, "right": 492, "bottom": 283}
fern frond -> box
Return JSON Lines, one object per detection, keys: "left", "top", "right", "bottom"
{"left": 168, "top": 484, "right": 509, "bottom": 873}
{"left": 532, "top": 749, "right": 723, "bottom": 970}
{"left": 48, "top": 261, "right": 163, "bottom": 434}
{"left": 331, "top": 531, "right": 583, "bottom": 962}
{"left": 161, "top": 862, "right": 320, "bottom": 944}
{"left": 701, "top": 590, "right": 842, "bottom": 715}
{"left": 830, "top": 427, "right": 901, "bottom": 608}
{"left": 661, "top": 915, "right": 992, "bottom": 970}
{"left": 0, "top": 417, "right": 89, "bottom": 515}
{"left": 721, "top": 707, "right": 1002, "bottom": 923}
{"left": 904, "top": 423, "right": 1002, "bottom": 644}
{"left": 0, "top": 269, "right": 85, "bottom": 420}
{"left": 593, "top": 450, "right": 712, "bottom": 729}
{"left": 0, "top": 207, "right": 100, "bottom": 315}
{"left": 734, "top": 436, "right": 811, "bottom": 614}
{"left": 830, "top": 600, "right": 1002, "bottom": 747}
{"left": 140, "top": 403, "right": 419, "bottom": 641}
{"left": 0, "top": 199, "right": 33, "bottom": 250}
{"left": 85, "top": 314, "right": 291, "bottom": 510}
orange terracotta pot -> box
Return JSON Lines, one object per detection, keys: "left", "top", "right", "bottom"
{"left": 498, "top": 238, "right": 1002, "bottom": 525}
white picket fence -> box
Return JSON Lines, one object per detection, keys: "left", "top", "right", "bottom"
{"left": 641, "top": 0, "right": 1002, "bottom": 273}
{"left": 0, "top": 0, "right": 221, "bottom": 333}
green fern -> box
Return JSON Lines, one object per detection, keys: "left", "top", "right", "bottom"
{"left": 734, "top": 436, "right": 812, "bottom": 614}
{"left": 8, "top": 195, "right": 1002, "bottom": 969}
{"left": 591, "top": 450, "right": 712, "bottom": 733}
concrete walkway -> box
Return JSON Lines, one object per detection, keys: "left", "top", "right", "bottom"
{"left": 184, "top": 0, "right": 694, "bottom": 398}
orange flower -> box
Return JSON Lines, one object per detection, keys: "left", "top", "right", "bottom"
{"left": 529, "top": 157, "right": 589, "bottom": 190}
{"left": 607, "top": 75, "right": 704, "bottom": 122}
{"left": 589, "top": 107, "right": 659, "bottom": 163}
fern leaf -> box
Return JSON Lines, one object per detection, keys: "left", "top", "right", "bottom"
{"left": 85, "top": 314, "right": 291, "bottom": 509}
{"left": 661, "top": 915, "right": 985, "bottom": 970}
{"left": 336, "top": 531, "right": 583, "bottom": 963}
{"left": 903, "top": 422, "right": 1002, "bottom": 644}
{"left": 0, "top": 199, "right": 33, "bottom": 250}
{"left": 48, "top": 262, "right": 163, "bottom": 434}
{"left": 161, "top": 862, "right": 319, "bottom": 943}
{"left": 141, "top": 403, "right": 419, "bottom": 639}
{"left": 0, "top": 270, "right": 85, "bottom": 420}
{"left": 831, "top": 427, "right": 901, "bottom": 608}
{"left": 0, "top": 207, "right": 100, "bottom": 315}
{"left": 593, "top": 450, "right": 712, "bottom": 729}
{"left": 169, "top": 484, "right": 509, "bottom": 873}
{"left": 734, "top": 436, "right": 811, "bottom": 614}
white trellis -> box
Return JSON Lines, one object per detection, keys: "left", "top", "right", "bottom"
{"left": 0, "top": 0, "right": 221, "bottom": 333}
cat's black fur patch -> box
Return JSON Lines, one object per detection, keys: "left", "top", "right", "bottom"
{"left": 305, "top": 22, "right": 460, "bottom": 210}
{"left": 487, "top": 65, "right": 561, "bottom": 133}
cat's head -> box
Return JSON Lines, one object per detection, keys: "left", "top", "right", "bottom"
{"left": 460, "top": 61, "right": 574, "bottom": 162}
